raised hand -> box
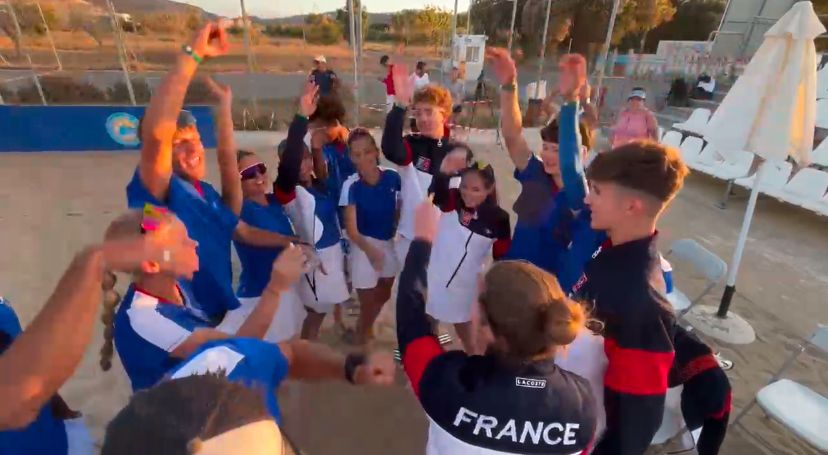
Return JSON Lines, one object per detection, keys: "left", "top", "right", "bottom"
{"left": 485, "top": 48, "right": 517, "bottom": 86}
{"left": 440, "top": 148, "right": 469, "bottom": 175}
{"left": 189, "top": 21, "right": 230, "bottom": 59}
{"left": 353, "top": 352, "right": 396, "bottom": 386}
{"left": 203, "top": 76, "right": 232, "bottom": 107}
{"left": 391, "top": 63, "right": 413, "bottom": 106}
{"left": 267, "top": 244, "right": 307, "bottom": 292}
{"left": 558, "top": 54, "right": 587, "bottom": 102}
{"left": 414, "top": 199, "right": 439, "bottom": 243}
{"left": 299, "top": 81, "right": 320, "bottom": 118}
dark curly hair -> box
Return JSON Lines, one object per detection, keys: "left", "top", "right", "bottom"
{"left": 309, "top": 94, "right": 346, "bottom": 125}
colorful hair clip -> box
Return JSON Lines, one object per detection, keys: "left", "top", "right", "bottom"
{"left": 141, "top": 203, "right": 169, "bottom": 233}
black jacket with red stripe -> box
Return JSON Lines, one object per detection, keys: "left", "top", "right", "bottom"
{"left": 670, "top": 326, "right": 732, "bottom": 422}
{"left": 397, "top": 240, "right": 597, "bottom": 454}
{"left": 572, "top": 234, "right": 676, "bottom": 455}
{"left": 381, "top": 105, "right": 455, "bottom": 173}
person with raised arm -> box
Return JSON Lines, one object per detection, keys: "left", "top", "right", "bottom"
{"left": 381, "top": 62, "right": 466, "bottom": 265}
{"left": 100, "top": 207, "right": 308, "bottom": 391}
{"left": 556, "top": 56, "right": 689, "bottom": 455}
{"left": 0, "top": 217, "right": 199, "bottom": 454}
{"left": 274, "top": 82, "right": 350, "bottom": 341}
{"left": 486, "top": 48, "right": 593, "bottom": 278}
{"left": 127, "top": 22, "right": 296, "bottom": 321}
{"left": 396, "top": 201, "right": 596, "bottom": 454}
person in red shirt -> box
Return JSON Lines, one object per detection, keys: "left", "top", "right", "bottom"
{"left": 379, "top": 55, "right": 395, "bottom": 112}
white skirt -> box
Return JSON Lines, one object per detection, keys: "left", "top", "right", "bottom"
{"left": 220, "top": 289, "right": 306, "bottom": 343}
{"left": 297, "top": 244, "right": 350, "bottom": 313}
{"left": 350, "top": 237, "right": 399, "bottom": 289}
{"left": 425, "top": 278, "right": 479, "bottom": 324}
{"left": 394, "top": 235, "right": 413, "bottom": 267}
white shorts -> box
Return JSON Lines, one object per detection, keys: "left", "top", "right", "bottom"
{"left": 221, "top": 289, "right": 306, "bottom": 343}
{"left": 350, "top": 237, "right": 399, "bottom": 290}
{"left": 65, "top": 416, "right": 94, "bottom": 455}
{"left": 297, "top": 244, "right": 350, "bottom": 313}
{"left": 394, "top": 235, "right": 413, "bottom": 267}
{"left": 386, "top": 94, "right": 396, "bottom": 112}
{"left": 426, "top": 281, "right": 478, "bottom": 324}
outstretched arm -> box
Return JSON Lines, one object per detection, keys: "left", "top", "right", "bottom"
{"left": 139, "top": 23, "right": 229, "bottom": 202}
{"left": 557, "top": 57, "right": 589, "bottom": 213}
{"left": 486, "top": 48, "right": 533, "bottom": 172}
{"left": 275, "top": 82, "right": 318, "bottom": 200}
{"left": 397, "top": 202, "right": 444, "bottom": 398}
{"left": 205, "top": 77, "right": 242, "bottom": 216}
{"left": 381, "top": 64, "right": 415, "bottom": 166}
{"left": 233, "top": 222, "right": 299, "bottom": 248}
{"left": 279, "top": 340, "right": 394, "bottom": 386}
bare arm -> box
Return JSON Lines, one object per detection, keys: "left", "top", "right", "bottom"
{"left": 0, "top": 248, "right": 103, "bottom": 430}
{"left": 279, "top": 339, "right": 346, "bottom": 381}
{"left": 646, "top": 110, "right": 659, "bottom": 141}
{"left": 310, "top": 136, "right": 329, "bottom": 182}
{"left": 487, "top": 48, "right": 533, "bottom": 171}
{"left": 206, "top": 77, "right": 243, "bottom": 216}
{"left": 233, "top": 221, "right": 299, "bottom": 248}
{"left": 343, "top": 205, "right": 376, "bottom": 257}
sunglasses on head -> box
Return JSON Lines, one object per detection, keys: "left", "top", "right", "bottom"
{"left": 240, "top": 162, "right": 267, "bottom": 181}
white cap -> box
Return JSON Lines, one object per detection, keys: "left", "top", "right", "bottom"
{"left": 314, "top": 55, "right": 327, "bottom": 63}
{"left": 629, "top": 88, "right": 646, "bottom": 100}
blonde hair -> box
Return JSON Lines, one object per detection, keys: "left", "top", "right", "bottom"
{"left": 479, "top": 261, "right": 586, "bottom": 359}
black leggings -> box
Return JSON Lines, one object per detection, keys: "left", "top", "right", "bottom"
{"left": 681, "top": 369, "right": 731, "bottom": 455}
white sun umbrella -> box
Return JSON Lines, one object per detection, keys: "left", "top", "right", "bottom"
{"left": 688, "top": 1, "right": 826, "bottom": 344}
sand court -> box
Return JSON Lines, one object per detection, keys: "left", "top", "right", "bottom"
{"left": 0, "top": 129, "right": 825, "bottom": 454}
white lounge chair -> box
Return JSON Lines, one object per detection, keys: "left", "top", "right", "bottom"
{"left": 688, "top": 144, "right": 723, "bottom": 172}
{"left": 673, "top": 108, "right": 711, "bottom": 136}
{"left": 802, "top": 193, "right": 828, "bottom": 217}
{"left": 665, "top": 239, "right": 727, "bottom": 316}
{"left": 658, "top": 126, "right": 665, "bottom": 142}
{"left": 769, "top": 168, "right": 828, "bottom": 208}
{"left": 661, "top": 130, "right": 683, "bottom": 149}
{"left": 707, "top": 150, "right": 756, "bottom": 181}
{"left": 732, "top": 324, "right": 828, "bottom": 453}
{"left": 817, "top": 99, "right": 828, "bottom": 129}
{"left": 811, "top": 138, "right": 828, "bottom": 167}
{"left": 679, "top": 136, "right": 704, "bottom": 164}
{"left": 734, "top": 161, "right": 793, "bottom": 191}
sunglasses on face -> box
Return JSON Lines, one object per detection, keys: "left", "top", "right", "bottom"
{"left": 240, "top": 162, "right": 267, "bottom": 181}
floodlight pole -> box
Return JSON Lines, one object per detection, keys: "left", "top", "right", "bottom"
{"left": 594, "top": 0, "right": 622, "bottom": 105}
{"left": 507, "top": 0, "right": 518, "bottom": 54}
{"left": 534, "top": 0, "right": 553, "bottom": 100}
{"left": 106, "top": 0, "right": 136, "bottom": 105}
{"left": 35, "top": 1, "right": 61, "bottom": 70}
{"left": 239, "top": 0, "right": 259, "bottom": 115}
{"left": 348, "top": 0, "right": 360, "bottom": 124}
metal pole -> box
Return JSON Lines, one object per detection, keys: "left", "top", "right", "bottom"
{"left": 714, "top": 0, "right": 734, "bottom": 41}
{"left": 717, "top": 162, "right": 767, "bottom": 318}
{"left": 239, "top": 0, "right": 259, "bottom": 115}
{"left": 739, "top": 0, "right": 768, "bottom": 58}
{"left": 467, "top": 0, "right": 472, "bottom": 34}
{"left": 507, "top": 0, "right": 518, "bottom": 54}
{"left": 594, "top": 0, "right": 622, "bottom": 105}
{"left": 450, "top": 0, "right": 459, "bottom": 68}
{"left": 533, "top": 0, "right": 553, "bottom": 100}
{"left": 35, "top": 1, "right": 61, "bottom": 71}
{"left": 348, "top": 0, "right": 359, "bottom": 125}
{"left": 7, "top": 1, "right": 47, "bottom": 105}
{"left": 106, "top": 0, "right": 136, "bottom": 105}
{"left": 356, "top": 0, "right": 363, "bottom": 125}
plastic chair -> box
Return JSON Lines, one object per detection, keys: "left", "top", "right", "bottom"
{"left": 678, "top": 136, "right": 704, "bottom": 165}
{"left": 803, "top": 192, "right": 828, "bottom": 217}
{"left": 731, "top": 324, "right": 828, "bottom": 452}
{"left": 688, "top": 144, "right": 723, "bottom": 172}
{"left": 769, "top": 168, "right": 828, "bottom": 207}
{"left": 658, "top": 126, "right": 666, "bottom": 142}
{"left": 661, "top": 130, "right": 684, "bottom": 149}
{"left": 734, "top": 161, "right": 793, "bottom": 191}
{"left": 664, "top": 239, "right": 727, "bottom": 316}
{"left": 673, "top": 108, "right": 712, "bottom": 135}
{"left": 817, "top": 99, "right": 828, "bottom": 129}
{"left": 811, "top": 138, "right": 828, "bottom": 167}
{"left": 708, "top": 150, "right": 756, "bottom": 181}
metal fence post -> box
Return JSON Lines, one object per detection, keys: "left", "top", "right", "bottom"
{"left": 106, "top": 0, "right": 136, "bottom": 105}
{"left": 35, "top": 1, "right": 61, "bottom": 71}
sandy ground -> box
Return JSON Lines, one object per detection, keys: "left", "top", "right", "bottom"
{"left": 0, "top": 129, "right": 826, "bottom": 454}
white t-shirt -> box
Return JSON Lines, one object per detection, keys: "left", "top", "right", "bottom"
{"left": 410, "top": 72, "right": 430, "bottom": 91}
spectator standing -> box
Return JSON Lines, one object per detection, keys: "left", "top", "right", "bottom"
{"left": 609, "top": 87, "right": 659, "bottom": 148}
{"left": 309, "top": 56, "right": 339, "bottom": 96}
{"left": 379, "top": 55, "right": 395, "bottom": 112}
{"left": 409, "top": 61, "right": 430, "bottom": 92}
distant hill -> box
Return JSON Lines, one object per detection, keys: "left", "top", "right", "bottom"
{"left": 83, "top": 0, "right": 214, "bottom": 16}
{"left": 258, "top": 11, "right": 393, "bottom": 26}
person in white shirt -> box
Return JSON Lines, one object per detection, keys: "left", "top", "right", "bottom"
{"left": 410, "top": 61, "right": 430, "bottom": 92}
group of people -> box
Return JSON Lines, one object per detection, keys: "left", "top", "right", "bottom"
{"left": 0, "top": 20, "right": 733, "bottom": 455}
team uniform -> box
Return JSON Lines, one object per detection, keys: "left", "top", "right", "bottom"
{"left": 339, "top": 168, "right": 401, "bottom": 289}
{"left": 113, "top": 282, "right": 219, "bottom": 391}
{"left": 0, "top": 297, "right": 94, "bottom": 455}
{"left": 275, "top": 115, "right": 349, "bottom": 313}
{"left": 381, "top": 105, "right": 458, "bottom": 264}
{"left": 426, "top": 173, "right": 511, "bottom": 324}
{"left": 557, "top": 102, "right": 676, "bottom": 455}
{"left": 166, "top": 338, "right": 290, "bottom": 423}
{"left": 397, "top": 241, "right": 598, "bottom": 455}
{"left": 320, "top": 139, "right": 357, "bottom": 207}
{"left": 126, "top": 171, "right": 240, "bottom": 319}
{"left": 231, "top": 197, "right": 306, "bottom": 342}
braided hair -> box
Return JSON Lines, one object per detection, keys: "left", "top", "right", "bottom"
{"left": 99, "top": 270, "right": 121, "bottom": 371}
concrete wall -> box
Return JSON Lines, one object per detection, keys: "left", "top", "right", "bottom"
{"left": 712, "top": 0, "right": 798, "bottom": 59}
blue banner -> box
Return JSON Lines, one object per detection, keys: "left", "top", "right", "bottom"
{"left": 0, "top": 105, "right": 216, "bottom": 152}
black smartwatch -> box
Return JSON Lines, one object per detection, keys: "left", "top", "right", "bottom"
{"left": 501, "top": 82, "right": 517, "bottom": 92}
{"left": 344, "top": 353, "right": 366, "bottom": 384}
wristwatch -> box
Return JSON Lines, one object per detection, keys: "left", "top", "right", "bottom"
{"left": 501, "top": 82, "right": 517, "bottom": 92}
{"left": 182, "top": 45, "right": 203, "bottom": 64}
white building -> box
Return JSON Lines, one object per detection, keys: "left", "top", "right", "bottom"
{"left": 445, "top": 34, "right": 488, "bottom": 81}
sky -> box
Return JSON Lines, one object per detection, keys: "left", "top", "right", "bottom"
{"left": 182, "top": 0, "right": 472, "bottom": 18}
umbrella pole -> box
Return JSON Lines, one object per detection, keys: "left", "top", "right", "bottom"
{"left": 717, "top": 163, "right": 767, "bottom": 317}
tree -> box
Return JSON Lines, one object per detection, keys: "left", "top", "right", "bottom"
{"left": 416, "top": 6, "right": 452, "bottom": 49}
{"left": 305, "top": 15, "right": 342, "bottom": 45}
{"left": 641, "top": 0, "right": 724, "bottom": 53}
{"left": 335, "top": 0, "right": 368, "bottom": 43}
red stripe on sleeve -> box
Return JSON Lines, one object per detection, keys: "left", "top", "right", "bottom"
{"left": 709, "top": 390, "right": 732, "bottom": 420}
{"left": 402, "top": 138, "right": 414, "bottom": 165}
{"left": 603, "top": 338, "right": 674, "bottom": 395}
{"left": 402, "top": 336, "right": 443, "bottom": 398}
{"left": 273, "top": 186, "right": 296, "bottom": 205}
{"left": 492, "top": 237, "right": 511, "bottom": 259}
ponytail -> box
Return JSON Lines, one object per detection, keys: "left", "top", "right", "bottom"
{"left": 99, "top": 270, "right": 122, "bottom": 371}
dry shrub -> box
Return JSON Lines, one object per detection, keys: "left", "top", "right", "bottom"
{"left": 16, "top": 76, "right": 107, "bottom": 104}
